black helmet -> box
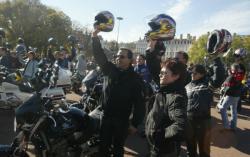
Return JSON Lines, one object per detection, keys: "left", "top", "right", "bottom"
{"left": 48, "top": 37, "right": 57, "bottom": 46}
{"left": 59, "top": 45, "right": 66, "bottom": 51}
{"left": 17, "top": 37, "right": 24, "bottom": 44}
{"left": 207, "top": 29, "right": 232, "bottom": 56}
{"left": 5, "top": 42, "right": 12, "bottom": 50}
{"left": 94, "top": 11, "right": 115, "bottom": 32}
{"left": 87, "top": 61, "right": 96, "bottom": 70}
{"left": 77, "top": 43, "right": 84, "bottom": 50}
{"left": 146, "top": 14, "right": 176, "bottom": 41}
{"left": 0, "top": 28, "right": 5, "bottom": 38}
{"left": 67, "top": 35, "right": 77, "bottom": 44}
{"left": 28, "top": 46, "right": 37, "bottom": 53}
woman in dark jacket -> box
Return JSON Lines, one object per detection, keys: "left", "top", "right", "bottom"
{"left": 145, "top": 59, "right": 187, "bottom": 157}
{"left": 185, "top": 64, "right": 213, "bottom": 157}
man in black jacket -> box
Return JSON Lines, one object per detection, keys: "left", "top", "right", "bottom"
{"left": 92, "top": 29, "right": 145, "bottom": 157}
{"left": 208, "top": 57, "right": 226, "bottom": 90}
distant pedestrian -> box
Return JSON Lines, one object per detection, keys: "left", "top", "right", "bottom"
{"left": 134, "top": 54, "right": 152, "bottom": 83}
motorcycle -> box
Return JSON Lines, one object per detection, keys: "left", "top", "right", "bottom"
{"left": 0, "top": 66, "right": 33, "bottom": 109}
{"left": 71, "top": 71, "right": 85, "bottom": 94}
{"left": 0, "top": 82, "right": 32, "bottom": 109}
{"left": 0, "top": 61, "right": 71, "bottom": 109}
{"left": 80, "top": 69, "right": 103, "bottom": 113}
{"left": 71, "top": 62, "right": 97, "bottom": 95}
{"left": 0, "top": 93, "right": 102, "bottom": 157}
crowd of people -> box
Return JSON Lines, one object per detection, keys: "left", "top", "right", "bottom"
{"left": 90, "top": 12, "right": 248, "bottom": 157}
{"left": 0, "top": 12, "right": 249, "bottom": 157}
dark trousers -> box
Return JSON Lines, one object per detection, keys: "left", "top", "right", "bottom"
{"left": 186, "top": 118, "right": 211, "bottom": 157}
{"left": 98, "top": 117, "right": 128, "bottom": 157}
{"left": 147, "top": 132, "right": 177, "bottom": 157}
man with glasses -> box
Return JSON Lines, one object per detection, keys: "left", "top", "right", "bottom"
{"left": 92, "top": 29, "right": 145, "bottom": 157}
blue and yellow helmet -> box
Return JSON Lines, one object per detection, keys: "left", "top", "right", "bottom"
{"left": 146, "top": 14, "right": 176, "bottom": 41}
{"left": 94, "top": 11, "right": 114, "bottom": 32}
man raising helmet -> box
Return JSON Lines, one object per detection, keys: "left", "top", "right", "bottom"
{"left": 91, "top": 11, "right": 145, "bottom": 157}
{"left": 206, "top": 29, "right": 232, "bottom": 90}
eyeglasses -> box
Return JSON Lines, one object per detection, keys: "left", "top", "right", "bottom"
{"left": 115, "top": 55, "right": 127, "bottom": 59}
{"left": 159, "top": 71, "right": 169, "bottom": 76}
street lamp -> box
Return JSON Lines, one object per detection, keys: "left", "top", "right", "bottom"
{"left": 116, "top": 17, "right": 123, "bottom": 49}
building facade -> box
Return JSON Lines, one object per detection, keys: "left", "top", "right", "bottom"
{"left": 135, "top": 34, "right": 196, "bottom": 59}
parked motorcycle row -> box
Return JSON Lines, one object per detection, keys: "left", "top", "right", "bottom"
{"left": 0, "top": 59, "right": 106, "bottom": 156}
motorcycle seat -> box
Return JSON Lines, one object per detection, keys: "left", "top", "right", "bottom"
{"left": 0, "top": 145, "right": 12, "bottom": 155}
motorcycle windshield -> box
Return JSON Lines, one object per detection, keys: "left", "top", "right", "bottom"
{"left": 82, "top": 70, "right": 98, "bottom": 88}
{"left": 15, "top": 93, "right": 43, "bottom": 124}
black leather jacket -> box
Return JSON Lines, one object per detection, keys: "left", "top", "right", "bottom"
{"left": 208, "top": 57, "right": 226, "bottom": 89}
{"left": 92, "top": 37, "right": 145, "bottom": 127}
{"left": 145, "top": 81, "right": 187, "bottom": 153}
{"left": 185, "top": 77, "right": 213, "bottom": 119}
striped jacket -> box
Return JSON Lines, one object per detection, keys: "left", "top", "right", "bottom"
{"left": 185, "top": 78, "right": 213, "bottom": 119}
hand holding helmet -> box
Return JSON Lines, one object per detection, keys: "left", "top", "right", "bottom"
{"left": 207, "top": 29, "right": 232, "bottom": 56}
{"left": 145, "top": 14, "right": 176, "bottom": 41}
{"left": 206, "top": 29, "right": 231, "bottom": 90}
{"left": 94, "top": 11, "right": 115, "bottom": 32}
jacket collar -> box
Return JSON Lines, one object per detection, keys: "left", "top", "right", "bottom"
{"left": 191, "top": 77, "right": 207, "bottom": 85}
{"left": 159, "top": 81, "right": 185, "bottom": 94}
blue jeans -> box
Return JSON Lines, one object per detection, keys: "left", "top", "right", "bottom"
{"left": 220, "top": 96, "right": 240, "bottom": 129}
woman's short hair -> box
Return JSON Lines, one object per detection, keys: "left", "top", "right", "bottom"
{"left": 193, "top": 64, "right": 206, "bottom": 75}
{"left": 163, "top": 59, "right": 187, "bottom": 84}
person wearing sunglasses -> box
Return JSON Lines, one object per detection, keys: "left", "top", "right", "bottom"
{"left": 92, "top": 29, "right": 145, "bottom": 157}
{"left": 145, "top": 47, "right": 188, "bottom": 157}
{"left": 185, "top": 64, "right": 213, "bottom": 157}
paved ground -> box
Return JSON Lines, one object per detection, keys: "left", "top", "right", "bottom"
{"left": 0, "top": 93, "right": 250, "bottom": 157}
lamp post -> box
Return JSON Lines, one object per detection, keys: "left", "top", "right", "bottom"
{"left": 116, "top": 17, "right": 123, "bottom": 49}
